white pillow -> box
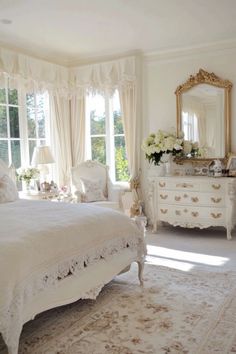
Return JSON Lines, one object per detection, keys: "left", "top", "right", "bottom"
{"left": 80, "top": 177, "right": 106, "bottom": 202}
{"left": 0, "top": 174, "right": 19, "bottom": 203}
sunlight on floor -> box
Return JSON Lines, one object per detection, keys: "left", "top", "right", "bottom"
{"left": 146, "top": 245, "right": 229, "bottom": 271}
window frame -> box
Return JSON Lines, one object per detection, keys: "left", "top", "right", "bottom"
{"left": 0, "top": 79, "right": 50, "bottom": 168}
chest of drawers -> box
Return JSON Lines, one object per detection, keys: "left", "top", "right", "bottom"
{"left": 147, "top": 176, "right": 236, "bottom": 239}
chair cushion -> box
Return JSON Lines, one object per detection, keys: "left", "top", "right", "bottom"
{"left": 80, "top": 177, "right": 107, "bottom": 202}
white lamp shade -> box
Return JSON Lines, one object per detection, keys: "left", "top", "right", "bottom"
{"left": 31, "top": 146, "right": 55, "bottom": 166}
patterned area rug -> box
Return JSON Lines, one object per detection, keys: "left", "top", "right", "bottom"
{"left": 1, "top": 264, "right": 236, "bottom": 354}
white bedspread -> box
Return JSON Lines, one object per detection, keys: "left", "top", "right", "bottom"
{"left": 0, "top": 200, "right": 145, "bottom": 353}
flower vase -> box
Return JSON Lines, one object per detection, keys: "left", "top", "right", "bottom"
{"left": 23, "top": 181, "right": 31, "bottom": 195}
{"left": 163, "top": 154, "right": 173, "bottom": 176}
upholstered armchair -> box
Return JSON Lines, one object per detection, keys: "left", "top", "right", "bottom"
{"left": 71, "top": 160, "right": 124, "bottom": 211}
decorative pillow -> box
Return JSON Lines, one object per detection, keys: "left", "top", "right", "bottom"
{"left": 80, "top": 177, "right": 106, "bottom": 202}
{"left": 0, "top": 174, "right": 19, "bottom": 203}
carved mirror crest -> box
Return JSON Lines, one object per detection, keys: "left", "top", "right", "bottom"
{"left": 175, "top": 69, "right": 232, "bottom": 161}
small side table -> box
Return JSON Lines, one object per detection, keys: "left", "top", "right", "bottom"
{"left": 18, "top": 191, "right": 58, "bottom": 201}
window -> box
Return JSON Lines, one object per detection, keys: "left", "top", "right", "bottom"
{"left": 0, "top": 79, "right": 50, "bottom": 168}
{"left": 182, "top": 111, "right": 199, "bottom": 142}
{"left": 0, "top": 83, "right": 21, "bottom": 168}
{"left": 26, "top": 92, "right": 49, "bottom": 162}
{"left": 86, "top": 90, "right": 129, "bottom": 182}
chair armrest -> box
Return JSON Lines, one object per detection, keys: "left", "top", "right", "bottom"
{"left": 108, "top": 185, "right": 124, "bottom": 203}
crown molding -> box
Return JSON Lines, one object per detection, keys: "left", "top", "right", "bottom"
{"left": 144, "top": 39, "right": 236, "bottom": 63}
{"left": 67, "top": 49, "right": 142, "bottom": 68}
{"left": 0, "top": 41, "right": 70, "bottom": 67}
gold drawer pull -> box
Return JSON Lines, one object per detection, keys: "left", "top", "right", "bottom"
{"left": 212, "top": 184, "right": 221, "bottom": 190}
{"left": 175, "top": 196, "right": 181, "bottom": 201}
{"left": 183, "top": 194, "right": 188, "bottom": 198}
{"left": 175, "top": 210, "right": 181, "bottom": 216}
{"left": 191, "top": 212, "right": 199, "bottom": 217}
{"left": 176, "top": 183, "right": 194, "bottom": 188}
{"left": 160, "top": 209, "right": 168, "bottom": 214}
{"left": 191, "top": 197, "right": 199, "bottom": 203}
{"left": 159, "top": 182, "right": 166, "bottom": 188}
{"left": 160, "top": 194, "right": 168, "bottom": 200}
{"left": 211, "top": 197, "right": 222, "bottom": 203}
{"left": 211, "top": 212, "right": 222, "bottom": 219}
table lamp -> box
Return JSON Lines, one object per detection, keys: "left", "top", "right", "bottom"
{"left": 31, "top": 146, "right": 55, "bottom": 183}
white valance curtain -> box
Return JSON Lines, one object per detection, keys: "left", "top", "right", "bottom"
{"left": 70, "top": 56, "right": 136, "bottom": 97}
{"left": 0, "top": 47, "right": 69, "bottom": 94}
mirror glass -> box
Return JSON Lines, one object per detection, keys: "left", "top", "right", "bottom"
{"left": 176, "top": 69, "right": 232, "bottom": 161}
{"left": 181, "top": 84, "right": 225, "bottom": 158}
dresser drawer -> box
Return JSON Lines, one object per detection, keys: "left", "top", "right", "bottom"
{"left": 200, "top": 180, "right": 226, "bottom": 193}
{"left": 158, "top": 205, "right": 225, "bottom": 225}
{"left": 158, "top": 191, "right": 225, "bottom": 207}
{"left": 158, "top": 179, "right": 200, "bottom": 191}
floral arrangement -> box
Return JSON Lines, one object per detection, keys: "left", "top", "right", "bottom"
{"left": 17, "top": 167, "right": 40, "bottom": 186}
{"left": 142, "top": 129, "right": 199, "bottom": 165}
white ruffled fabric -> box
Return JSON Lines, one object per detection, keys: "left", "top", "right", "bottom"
{"left": 0, "top": 200, "right": 145, "bottom": 353}
{"left": 0, "top": 47, "right": 136, "bottom": 98}
{"left": 0, "top": 174, "right": 19, "bottom": 203}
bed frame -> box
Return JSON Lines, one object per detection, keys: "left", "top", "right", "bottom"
{"left": 4, "top": 222, "right": 145, "bottom": 354}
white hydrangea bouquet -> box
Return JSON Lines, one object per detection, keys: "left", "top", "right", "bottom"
{"left": 142, "top": 129, "right": 199, "bottom": 165}
{"left": 17, "top": 167, "right": 40, "bottom": 186}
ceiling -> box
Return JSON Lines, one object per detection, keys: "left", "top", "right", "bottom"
{"left": 0, "top": 0, "right": 236, "bottom": 66}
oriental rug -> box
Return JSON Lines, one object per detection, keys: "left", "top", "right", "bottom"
{"left": 1, "top": 264, "right": 236, "bottom": 354}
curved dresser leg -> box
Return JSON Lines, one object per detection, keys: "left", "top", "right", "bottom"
{"left": 137, "top": 260, "right": 144, "bottom": 286}
{"left": 227, "top": 227, "right": 232, "bottom": 240}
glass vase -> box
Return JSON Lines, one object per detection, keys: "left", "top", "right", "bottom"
{"left": 23, "top": 180, "right": 31, "bottom": 195}
{"left": 163, "top": 153, "right": 173, "bottom": 176}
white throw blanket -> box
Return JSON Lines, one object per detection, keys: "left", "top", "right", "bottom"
{"left": 0, "top": 200, "right": 145, "bottom": 354}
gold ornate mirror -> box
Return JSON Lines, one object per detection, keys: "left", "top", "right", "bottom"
{"left": 175, "top": 69, "right": 232, "bottom": 160}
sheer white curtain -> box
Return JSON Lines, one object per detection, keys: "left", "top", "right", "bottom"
{"left": 70, "top": 96, "right": 86, "bottom": 167}
{"left": 119, "top": 86, "right": 137, "bottom": 166}
{"left": 50, "top": 93, "right": 72, "bottom": 187}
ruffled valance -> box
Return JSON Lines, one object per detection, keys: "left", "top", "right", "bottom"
{"left": 0, "top": 47, "right": 69, "bottom": 96}
{"left": 70, "top": 56, "right": 137, "bottom": 97}
{"left": 0, "top": 47, "right": 137, "bottom": 98}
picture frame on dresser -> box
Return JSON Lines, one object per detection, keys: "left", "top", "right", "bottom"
{"left": 226, "top": 155, "right": 236, "bottom": 177}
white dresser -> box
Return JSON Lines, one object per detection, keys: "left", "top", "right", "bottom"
{"left": 147, "top": 176, "right": 236, "bottom": 239}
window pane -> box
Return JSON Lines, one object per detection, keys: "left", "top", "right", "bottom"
{"left": 115, "top": 136, "right": 129, "bottom": 182}
{"left": 0, "top": 88, "right": 6, "bottom": 104}
{"left": 0, "top": 106, "right": 7, "bottom": 138}
{"left": 8, "top": 89, "right": 18, "bottom": 105}
{"left": 29, "top": 140, "right": 36, "bottom": 164}
{"left": 91, "top": 137, "right": 106, "bottom": 165}
{"left": 88, "top": 94, "right": 106, "bottom": 135}
{"left": 27, "top": 116, "right": 36, "bottom": 138}
{"left": 27, "top": 94, "right": 36, "bottom": 138}
{"left": 112, "top": 91, "right": 124, "bottom": 134}
{"left": 9, "top": 107, "right": 19, "bottom": 138}
{"left": 11, "top": 140, "right": 21, "bottom": 168}
{"left": 40, "top": 139, "right": 46, "bottom": 146}
{"left": 0, "top": 140, "right": 8, "bottom": 164}
{"left": 37, "top": 94, "right": 46, "bottom": 138}
{"left": 114, "top": 111, "right": 124, "bottom": 135}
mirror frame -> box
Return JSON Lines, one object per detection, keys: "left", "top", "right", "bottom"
{"left": 175, "top": 69, "right": 233, "bottom": 162}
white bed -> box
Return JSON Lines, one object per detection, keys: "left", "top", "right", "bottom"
{"left": 0, "top": 198, "right": 146, "bottom": 354}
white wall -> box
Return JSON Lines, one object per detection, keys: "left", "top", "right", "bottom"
{"left": 141, "top": 45, "right": 236, "bottom": 216}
